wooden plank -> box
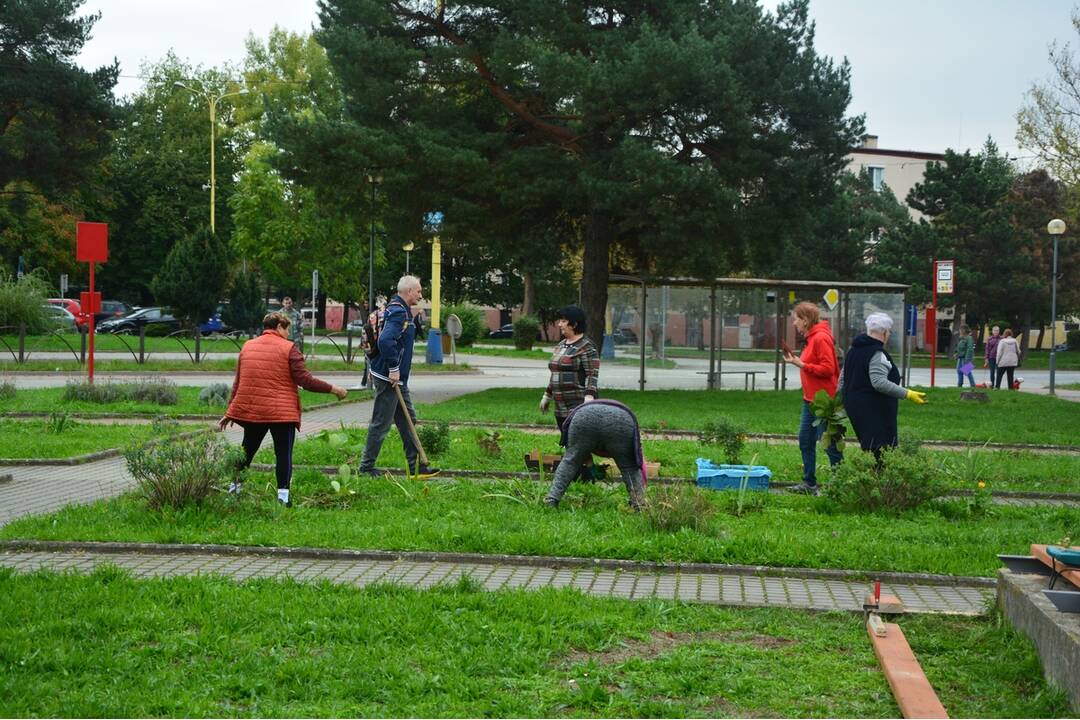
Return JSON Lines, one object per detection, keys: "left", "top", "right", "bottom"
{"left": 1030, "top": 544, "right": 1080, "bottom": 588}
{"left": 868, "top": 622, "right": 949, "bottom": 719}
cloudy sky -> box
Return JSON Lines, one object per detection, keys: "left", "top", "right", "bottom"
{"left": 76, "top": 0, "right": 1076, "bottom": 156}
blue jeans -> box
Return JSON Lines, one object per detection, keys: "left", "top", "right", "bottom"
{"left": 799, "top": 401, "right": 842, "bottom": 486}
{"left": 956, "top": 359, "right": 975, "bottom": 387}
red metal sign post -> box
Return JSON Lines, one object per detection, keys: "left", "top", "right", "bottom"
{"left": 76, "top": 222, "right": 108, "bottom": 384}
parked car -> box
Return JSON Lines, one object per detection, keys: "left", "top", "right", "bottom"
{"left": 612, "top": 328, "right": 638, "bottom": 345}
{"left": 47, "top": 298, "right": 88, "bottom": 330}
{"left": 487, "top": 323, "right": 514, "bottom": 339}
{"left": 94, "top": 300, "right": 132, "bottom": 326}
{"left": 98, "top": 307, "right": 180, "bottom": 335}
{"left": 42, "top": 304, "right": 78, "bottom": 332}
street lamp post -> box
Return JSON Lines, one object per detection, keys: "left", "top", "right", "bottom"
{"left": 1047, "top": 218, "right": 1066, "bottom": 395}
{"left": 368, "top": 173, "right": 382, "bottom": 313}
{"left": 174, "top": 82, "right": 247, "bottom": 233}
{"left": 403, "top": 241, "right": 414, "bottom": 274}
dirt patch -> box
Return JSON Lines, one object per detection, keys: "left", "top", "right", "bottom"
{"left": 561, "top": 630, "right": 796, "bottom": 666}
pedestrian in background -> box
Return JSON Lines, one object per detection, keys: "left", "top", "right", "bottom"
{"left": 218, "top": 312, "right": 348, "bottom": 506}
{"left": 955, "top": 324, "right": 976, "bottom": 388}
{"left": 841, "top": 313, "right": 927, "bottom": 463}
{"left": 995, "top": 329, "right": 1021, "bottom": 390}
{"left": 280, "top": 296, "right": 305, "bottom": 353}
{"left": 539, "top": 305, "right": 600, "bottom": 430}
{"left": 984, "top": 325, "right": 1001, "bottom": 387}
{"left": 781, "top": 301, "right": 842, "bottom": 495}
{"left": 358, "top": 275, "right": 440, "bottom": 478}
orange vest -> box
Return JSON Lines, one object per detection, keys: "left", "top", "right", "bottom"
{"left": 225, "top": 333, "right": 302, "bottom": 426}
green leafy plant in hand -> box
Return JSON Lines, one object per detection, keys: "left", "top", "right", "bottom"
{"left": 809, "top": 389, "right": 847, "bottom": 450}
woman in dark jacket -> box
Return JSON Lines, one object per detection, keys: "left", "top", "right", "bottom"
{"left": 841, "top": 313, "right": 927, "bottom": 460}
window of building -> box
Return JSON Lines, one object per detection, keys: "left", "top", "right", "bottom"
{"left": 869, "top": 165, "right": 884, "bottom": 192}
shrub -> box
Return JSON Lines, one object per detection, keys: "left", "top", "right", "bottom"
{"left": 476, "top": 429, "right": 502, "bottom": 457}
{"left": 441, "top": 303, "right": 484, "bottom": 346}
{"left": 896, "top": 429, "right": 923, "bottom": 456}
{"left": 47, "top": 412, "right": 70, "bottom": 434}
{"left": 0, "top": 270, "right": 52, "bottom": 334}
{"left": 62, "top": 379, "right": 178, "bottom": 406}
{"left": 512, "top": 315, "right": 540, "bottom": 350}
{"left": 823, "top": 449, "right": 949, "bottom": 514}
{"left": 144, "top": 323, "right": 175, "bottom": 337}
{"left": 198, "top": 383, "right": 231, "bottom": 406}
{"left": 1067, "top": 329, "right": 1080, "bottom": 351}
{"left": 0, "top": 382, "right": 14, "bottom": 400}
{"left": 125, "top": 433, "right": 242, "bottom": 510}
{"left": 644, "top": 484, "right": 716, "bottom": 533}
{"left": 699, "top": 416, "right": 747, "bottom": 465}
{"left": 127, "top": 379, "right": 178, "bottom": 405}
{"left": 417, "top": 420, "right": 451, "bottom": 457}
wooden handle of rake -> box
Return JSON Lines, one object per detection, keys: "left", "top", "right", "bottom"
{"left": 393, "top": 383, "right": 429, "bottom": 467}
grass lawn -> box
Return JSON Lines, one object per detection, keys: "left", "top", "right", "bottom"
{"left": 4, "top": 472, "right": 1076, "bottom": 577}
{"left": 271, "top": 426, "right": 1080, "bottom": 495}
{"left": 0, "top": 386, "right": 354, "bottom": 417}
{"left": 1, "top": 569, "right": 1067, "bottom": 718}
{"left": 0, "top": 358, "right": 471, "bottom": 373}
{"left": 418, "top": 388, "right": 1080, "bottom": 446}
{"left": 0, "top": 419, "right": 173, "bottom": 459}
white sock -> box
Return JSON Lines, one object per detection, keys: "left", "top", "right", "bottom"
{"left": 228, "top": 481, "right": 242, "bottom": 494}
{"left": 277, "top": 488, "right": 290, "bottom": 504}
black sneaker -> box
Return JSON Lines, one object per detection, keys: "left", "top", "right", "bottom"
{"left": 543, "top": 497, "right": 559, "bottom": 508}
{"left": 278, "top": 498, "right": 292, "bottom": 508}
{"left": 410, "top": 464, "right": 441, "bottom": 479}
{"left": 786, "top": 482, "right": 820, "bottom": 496}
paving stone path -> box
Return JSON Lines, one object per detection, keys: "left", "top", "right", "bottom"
{"left": 0, "top": 545, "right": 993, "bottom": 615}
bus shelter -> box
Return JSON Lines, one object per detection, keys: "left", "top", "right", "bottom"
{"left": 606, "top": 275, "right": 911, "bottom": 391}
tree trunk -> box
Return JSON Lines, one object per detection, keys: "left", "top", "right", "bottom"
{"left": 1036, "top": 325, "right": 1046, "bottom": 352}
{"left": 580, "top": 212, "right": 612, "bottom": 349}
{"left": 1020, "top": 310, "right": 1032, "bottom": 355}
{"left": 522, "top": 271, "right": 536, "bottom": 317}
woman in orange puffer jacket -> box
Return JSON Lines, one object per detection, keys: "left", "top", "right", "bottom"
{"left": 218, "top": 312, "right": 347, "bottom": 506}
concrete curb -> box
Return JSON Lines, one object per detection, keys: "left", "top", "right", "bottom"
{"left": 0, "top": 539, "right": 995, "bottom": 588}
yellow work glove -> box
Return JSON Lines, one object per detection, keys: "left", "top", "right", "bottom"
{"left": 905, "top": 389, "right": 927, "bottom": 404}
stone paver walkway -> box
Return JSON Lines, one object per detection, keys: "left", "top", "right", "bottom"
{"left": 0, "top": 546, "right": 993, "bottom": 615}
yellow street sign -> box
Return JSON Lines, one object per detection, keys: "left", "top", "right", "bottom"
{"left": 823, "top": 288, "right": 839, "bottom": 310}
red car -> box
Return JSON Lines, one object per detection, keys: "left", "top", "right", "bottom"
{"left": 47, "top": 298, "right": 88, "bottom": 330}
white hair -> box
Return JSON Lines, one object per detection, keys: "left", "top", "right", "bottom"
{"left": 865, "top": 312, "right": 894, "bottom": 334}
{"left": 397, "top": 275, "right": 421, "bottom": 293}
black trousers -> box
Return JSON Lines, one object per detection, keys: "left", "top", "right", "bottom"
{"left": 236, "top": 421, "right": 296, "bottom": 489}
{"left": 995, "top": 366, "right": 1015, "bottom": 390}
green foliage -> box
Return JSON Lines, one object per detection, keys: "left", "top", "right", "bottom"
{"left": 644, "top": 485, "right": 716, "bottom": 533}
{"left": 476, "top": 429, "right": 502, "bottom": 458}
{"left": 151, "top": 227, "right": 230, "bottom": 326}
{"left": 0, "top": 271, "right": 51, "bottom": 333}
{"left": 808, "top": 389, "right": 848, "bottom": 451}
{"left": 46, "top": 411, "right": 69, "bottom": 435}
{"left": 0, "top": 0, "right": 117, "bottom": 195}
{"left": 699, "top": 416, "right": 747, "bottom": 465}
{"left": 512, "top": 315, "right": 540, "bottom": 351}
{"left": 824, "top": 449, "right": 950, "bottom": 514}
{"left": 62, "top": 379, "right": 178, "bottom": 406}
{"left": 125, "top": 433, "right": 242, "bottom": 510}
{"left": 0, "top": 382, "right": 14, "bottom": 400}
{"left": 197, "top": 383, "right": 231, "bottom": 406}
{"left": 417, "top": 420, "right": 450, "bottom": 457}
{"left": 441, "top": 304, "right": 484, "bottom": 347}
{"left": 1067, "top": 329, "right": 1080, "bottom": 350}
{"left": 222, "top": 270, "right": 264, "bottom": 335}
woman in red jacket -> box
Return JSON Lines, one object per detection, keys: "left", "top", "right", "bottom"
{"left": 218, "top": 312, "right": 347, "bottom": 506}
{"left": 782, "top": 302, "right": 843, "bottom": 494}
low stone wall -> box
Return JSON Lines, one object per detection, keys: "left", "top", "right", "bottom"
{"left": 997, "top": 569, "right": 1080, "bottom": 712}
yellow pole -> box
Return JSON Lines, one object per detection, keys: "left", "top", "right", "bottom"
{"left": 430, "top": 235, "right": 442, "bottom": 328}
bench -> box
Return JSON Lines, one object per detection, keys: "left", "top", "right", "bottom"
{"left": 697, "top": 370, "right": 767, "bottom": 391}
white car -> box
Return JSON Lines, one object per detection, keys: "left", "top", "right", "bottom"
{"left": 42, "top": 304, "right": 78, "bottom": 332}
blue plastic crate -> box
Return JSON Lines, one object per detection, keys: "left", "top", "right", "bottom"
{"left": 695, "top": 458, "right": 772, "bottom": 491}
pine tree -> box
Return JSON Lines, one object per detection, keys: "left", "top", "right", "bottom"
{"left": 151, "top": 227, "right": 230, "bottom": 328}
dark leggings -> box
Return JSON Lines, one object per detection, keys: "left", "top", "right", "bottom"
{"left": 237, "top": 421, "right": 296, "bottom": 489}
{"left": 995, "top": 366, "right": 1015, "bottom": 390}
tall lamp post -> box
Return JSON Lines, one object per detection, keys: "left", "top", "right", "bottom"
{"left": 173, "top": 82, "right": 247, "bottom": 232}
{"left": 367, "top": 172, "right": 382, "bottom": 312}
{"left": 403, "top": 241, "right": 414, "bottom": 274}
{"left": 1047, "top": 218, "right": 1066, "bottom": 395}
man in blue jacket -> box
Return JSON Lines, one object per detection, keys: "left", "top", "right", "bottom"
{"left": 359, "top": 275, "right": 440, "bottom": 478}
